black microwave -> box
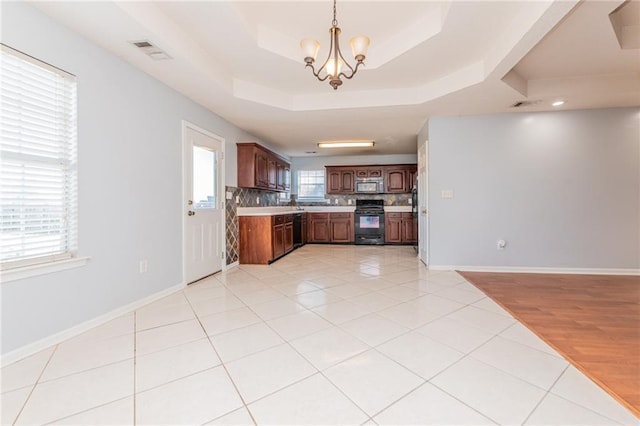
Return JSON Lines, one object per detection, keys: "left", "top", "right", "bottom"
{"left": 355, "top": 177, "right": 384, "bottom": 193}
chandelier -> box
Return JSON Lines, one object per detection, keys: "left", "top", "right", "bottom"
{"left": 300, "top": 0, "right": 370, "bottom": 90}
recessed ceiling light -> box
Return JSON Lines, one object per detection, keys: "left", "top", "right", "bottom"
{"left": 551, "top": 100, "right": 566, "bottom": 107}
{"left": 317, "top": 140, "right": 375, "bottom": 149}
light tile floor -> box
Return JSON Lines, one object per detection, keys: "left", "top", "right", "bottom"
{"left": 2, "top": 245, "right": 638, "bottom": 425}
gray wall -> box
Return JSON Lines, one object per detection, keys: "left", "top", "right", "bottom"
{"left": 427, "top": 108, "right": 640, "bottom": 269}
{"left": 0, "top": 2, "right": 273, "bottom": 354}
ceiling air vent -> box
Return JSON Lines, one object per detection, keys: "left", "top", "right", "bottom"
{"left": 129, "top": 40, "right": 172, "bottom": 61}
{"left": 511, "top": 100, "right": 541, "bottom": 108}
{"left": 133, "top": 41, "right": 153, "bottom": 48}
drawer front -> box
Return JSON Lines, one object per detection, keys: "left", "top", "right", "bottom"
{"left": 308, "top": 212, "right": 330, "bottom": 220}
{"left": 330, "top": 212, "right": 352, "bottom": 219}
{"left": 401, "top": 212, "right": 413, "bottom": 219}
{"left": 283, "top": 214, "right": 293, "bottom": 223}
{"left": 273, "top": 215, "right": 285, "bottom": 225}
{"left": 386, "top": 212, "right": 402, "bottom": 218}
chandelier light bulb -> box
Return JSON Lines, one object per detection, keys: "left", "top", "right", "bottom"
{"left": 350, "top": 36, "right": 370, "bottom": 62}
{"left": 326, "top": 58, "right": 343, "bottom": 77}
{"left": 300, "top": 38, "right": 320, "bottom": 63}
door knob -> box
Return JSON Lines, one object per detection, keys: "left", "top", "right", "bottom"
{"left": 188, "top": 200, "right": 193, "bottom": 205}
{"left": 188, "top": 211, "right": 195, "bottom": 216}
{"left": 421, "top": 209, "right": 427, "bottom": 215}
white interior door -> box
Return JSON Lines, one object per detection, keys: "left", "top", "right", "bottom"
{"left": 418, "top": 141, "right": 429, "bottom": 265}
{"left": 183, "top": 123, "right": 224, "bottom": 284}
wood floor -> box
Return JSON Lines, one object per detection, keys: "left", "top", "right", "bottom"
{"left": 459, "top": 271, "right": 640, "bottom": 418}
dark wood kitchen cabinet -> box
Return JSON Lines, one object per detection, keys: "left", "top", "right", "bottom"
{"left": 276, "top": 162, "right": 291, "bottom": 191}
{"left": 307, "top": 213, "right": 330, "bottom": 242}
{"left": 385, "top": 212, "right": 417, "bottom": 244}
{"left": 354, "top": 167, "right": 383, "bottom": 178}
{"left": 325, "top": 164, "right": 417, "bottom": 194}
{"left": 267, "top": 158, "right": 277, "bottom": 189}
{"left": 239, "top": 214, "right": 294, "bottom": 264}
{"left": 385, "top": 213, "right": 402, "bottom": 243}
{"left": 255, "top": 151, "right": 269, "bottom": 187}
{"left": 329, "top": 212, "right": 354, "bottom": 243}
{"left": 326, "top": 168, "right": 355, "bottom": 194}
{"left": 384, "top": 165, "right": 418, "bottom": 193}
{"left": 402, "top": 213, "right": 417, "bottom": 244}
{"left": 307, "top": 212, "right": 354, "bottom": 243}
{"left": 272, "top": 216, "right": 285, "bottom": 259}
{"left": 237, "top": 143, "right": 290, "bottom": 192}
{"left": 284, "top": 214, "right": 294, "bottom": 253}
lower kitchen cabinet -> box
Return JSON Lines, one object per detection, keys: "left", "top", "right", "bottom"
{"left": 284, "top": 220, "right": 294, "bottom": 252}
{"left": 329, "top": 212, "right": 354, "bottom": 243}
{"left": 307, "top": 213, "right": 330, "bottom": 242}
{"left": 239, "top": 214, "right": 294, "bottom": 264}
{"left": 307, "top": 212, "right": 354, "bottom": 243}
{"left": 385, "top": 212, "right": 417, "bottom": 244}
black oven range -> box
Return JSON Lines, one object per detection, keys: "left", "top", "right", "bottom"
{"left": 354, "top": 199, "right": 385, "bottom": 245}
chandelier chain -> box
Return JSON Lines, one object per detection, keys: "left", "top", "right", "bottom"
{"left": 332, "top": 0, "right": 338, "bottom": 27}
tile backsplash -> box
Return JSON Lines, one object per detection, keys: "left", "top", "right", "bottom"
{"left": 225, "top": 186, "right": 284, "bottom": 265}
{"left": 318, "top": 193, "right": 412, "bottom": 206}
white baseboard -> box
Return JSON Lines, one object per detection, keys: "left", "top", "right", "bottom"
{"left": 1, "top": 282, "right": 185, "bottom": 367}
{"left": 429, "top": 265, "right": 640, "bottom": 275}
{"left": 225, "top": 261, "right": 239, "bottom": 270}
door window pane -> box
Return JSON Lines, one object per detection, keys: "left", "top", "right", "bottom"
{"left": 193, "top": 146, "right": 216, "bottom": 209}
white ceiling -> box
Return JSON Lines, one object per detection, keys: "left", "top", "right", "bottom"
{"left": 30, "top": 0, "right": 640, "bottom": 157}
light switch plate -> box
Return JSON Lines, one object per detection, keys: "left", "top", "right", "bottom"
{"left": 441, "top": 190, "right": 454, "bottom": 199}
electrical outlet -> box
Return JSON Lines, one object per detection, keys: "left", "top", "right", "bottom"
{"left": 235, "top": 196, "right": 240, "bottom": 203}
{"left": 225, "top": 191, "right": 232, "bottom": 200}
{"left": 256, "top": 197, "right": 260, "bottom": 204}
{"left": 139, "top": 259, "right": 148, "bottom": 273}
{"left": 347, "top": 199, "right": 352, "bottom": 205}
{"left": 497, "top": 239, "right": 506, "bottom": 250}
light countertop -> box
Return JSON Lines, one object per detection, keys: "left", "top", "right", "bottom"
{"left": 384, "top": 206, "right": 412, "bottom": 212}
{"left": 237, "top": 205, "right": 411, "bottom": 216}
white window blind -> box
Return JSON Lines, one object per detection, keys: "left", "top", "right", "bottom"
{"left": 297, "top": 170, "right": 325, "bottom": 200}
{"left": 1, "top": 44, "right": 78, "bottom": 270}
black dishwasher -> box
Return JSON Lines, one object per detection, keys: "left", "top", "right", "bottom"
{"left": 293, "top": 213, "right": 304, "bottom": 248}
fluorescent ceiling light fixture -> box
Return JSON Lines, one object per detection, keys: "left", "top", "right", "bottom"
{"left": 318, "top": 140, "right": 375, "bottom": 148}
{"left": 551, "top": 100, "right": 566, "bottom": 107}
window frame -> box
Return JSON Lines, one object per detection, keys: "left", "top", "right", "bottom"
{"left": 296, "top": 169, "right": 327, "bottom": 202}
{"left": 1, "top": 44, "right": 88, "bottom": 282}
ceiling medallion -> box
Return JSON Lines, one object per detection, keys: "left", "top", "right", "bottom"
{"left": 300, "top": 0, "right": 370, "bottom": 90}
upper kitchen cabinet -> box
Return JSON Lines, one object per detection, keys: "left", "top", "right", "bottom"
{"left": 354, "top": 167, "right": 383, "bottom": 178}
{"left": 326, "top": 167, "right": 355, "bottom": 194}
{"left": 326, "top": 164, "right": 417, "bottom": 194}
{"left": 237, "top": 143, "right": 290, "bottom": 192}
{"left": 384, "top": 165, "right": 417, "bottom": 193}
